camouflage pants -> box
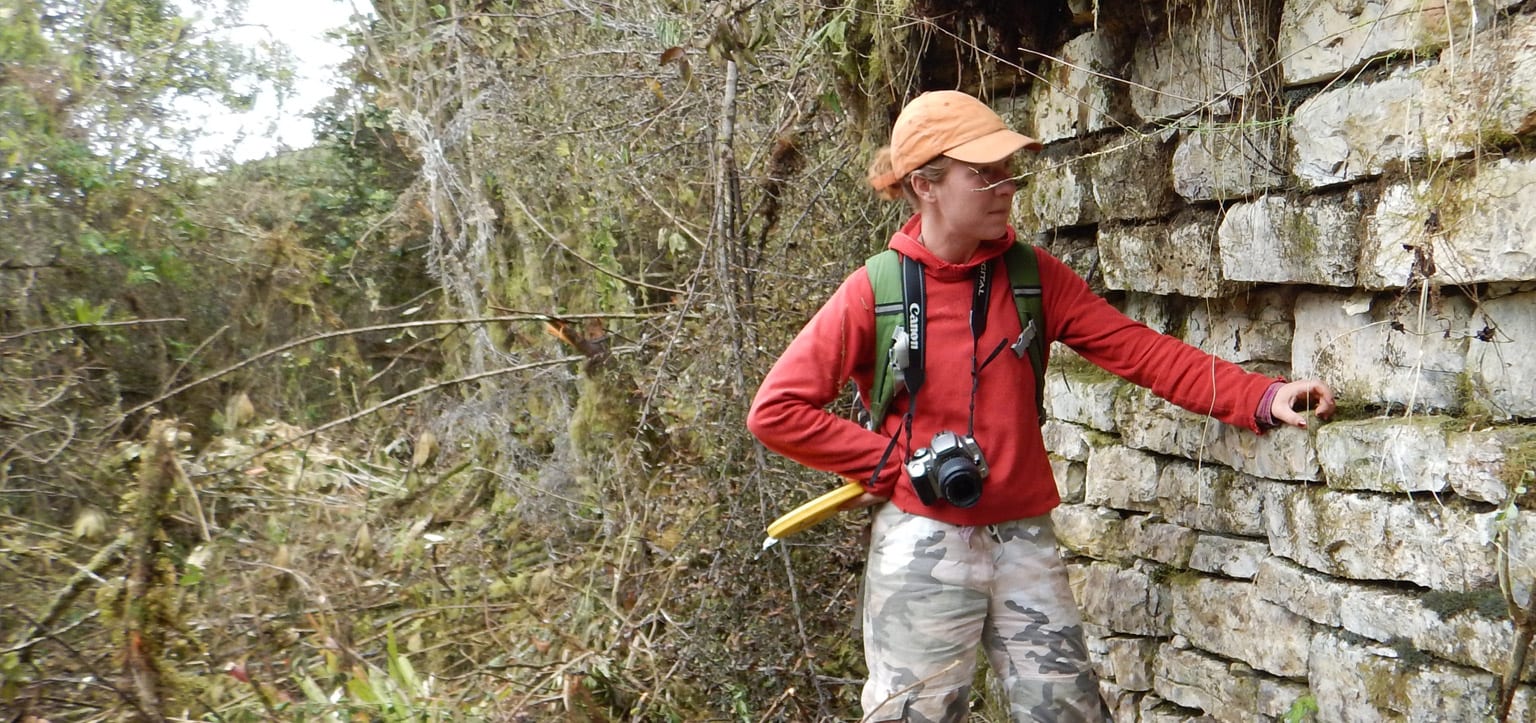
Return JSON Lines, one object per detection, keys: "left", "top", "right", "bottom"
{"left": 860, "top": 503, "right": 1108, "bottom": 723}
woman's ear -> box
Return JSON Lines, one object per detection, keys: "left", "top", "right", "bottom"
{"left": 910, "top": 174, "right": 936, "bottom": 203}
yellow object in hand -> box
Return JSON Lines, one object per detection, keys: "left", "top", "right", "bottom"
{"left": 762, "top": 481, "right": 865, "bottom": 549}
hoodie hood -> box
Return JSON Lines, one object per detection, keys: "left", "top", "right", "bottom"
{"left": 887, "top": 214, "right": 1017, "bottom": 281}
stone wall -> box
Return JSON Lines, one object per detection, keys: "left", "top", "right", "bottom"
{"left": 1014, "top": 1, "right": 1536, "bottom": 720}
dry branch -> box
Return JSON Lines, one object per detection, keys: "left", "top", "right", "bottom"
{"left": 123, "top": 420, "right": 185, "bottom": 722}
{"left": 119, "top": 315, "right": 574, "bottom": 420}
{"left": 11, "top": 535, "right": 128, "bottom": 664}
{"left": 193, "top": 352, "right": 605, "bottom": 477}
{"left": 1496, "top": 512, "right": 1534, "bottom": 722}
{"left": 0, "top": 318, "right": 186, "bottom": 343}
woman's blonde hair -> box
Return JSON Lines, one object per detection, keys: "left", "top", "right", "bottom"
{"left": 868, "top": 147, "right": 951, "bottom": 206}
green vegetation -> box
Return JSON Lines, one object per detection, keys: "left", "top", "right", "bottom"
{"left": 1283, "top": 693, "right": 1319, "bottom": 723}
{"left": 2, "top": 0, "right": 927, "bottom": 718}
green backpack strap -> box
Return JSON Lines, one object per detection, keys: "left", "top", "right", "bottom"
{"left": 867, "top": 249, "right": 904, "bottom": 429}
{"left": 1002, "top": 242, "right": 1047, "bottom": 424}
{"left": 865, "top": 242, "right": 1047, "bottom": 430}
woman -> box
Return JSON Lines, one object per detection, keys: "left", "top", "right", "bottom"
{"left": 746, "top": 90, "right": 1334, "bottom": 722}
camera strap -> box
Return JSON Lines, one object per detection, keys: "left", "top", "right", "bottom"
{"left": 970, "top": 257, "right": 995, "bottom": 340}
{"left": 891, "top": 254, "right": 927, "bottom": 396}
{"left": 893, "top": 253, "right": 1000, "bottom": 396}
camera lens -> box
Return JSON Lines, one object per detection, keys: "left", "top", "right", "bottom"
{"left": 937, "top": 457, "right": 982, "bottom": 508}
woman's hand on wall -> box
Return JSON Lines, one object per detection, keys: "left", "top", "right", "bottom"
{"left": 1270, "top": 380, "right": 1336, "bottom": 428}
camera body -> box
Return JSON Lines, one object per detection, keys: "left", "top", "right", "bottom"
{"left": 905, "top": 430, "right": 989, "bottom": 508}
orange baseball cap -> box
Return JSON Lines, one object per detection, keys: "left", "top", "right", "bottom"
{"left": 868, "top": 90, "right": 1043, "bottom": 193}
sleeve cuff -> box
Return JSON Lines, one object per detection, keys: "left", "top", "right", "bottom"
{"left": 1255, "top": 381, "right": 1284, "bottom": 430}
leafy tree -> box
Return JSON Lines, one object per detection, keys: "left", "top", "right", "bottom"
{"left": 1, "top": 0, "right": 290, "bottom": 508}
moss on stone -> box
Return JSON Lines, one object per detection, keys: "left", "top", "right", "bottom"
{"left": 1386, "top": 636, "right": 1437, "bottom": 670}
{"left": 1153, "top": 565, "right": 1200, "bottom": 588}
{"left": 1421, "top": 587, "right": 1509, "bottom": 621}
{"left": 1324, "top": 396, "right": 1380, "bottom": 422}
{"left": 1279, "top": 199, "right": 1323, "bottom": 264}
{"left": 1498, "top": 430, "right": 1536, "bottom": 493}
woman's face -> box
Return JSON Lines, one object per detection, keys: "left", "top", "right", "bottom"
{"left": 922, "top": 157, "right": 1018, "bottom": 241}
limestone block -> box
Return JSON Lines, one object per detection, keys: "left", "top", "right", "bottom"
{"left": 1129, "top": 4, "right": 1270, "bottom": 121}
{"left": 1422, "top": 12, "right": 1536, "bottom": 157}
{"left": 1100, "top": 681, "right": 1140, "bottom": 723}
{"left": 1218, "top": 193, "right": 1365, "bottom": 287}
{"left": 1104, "top": 635, "right": 1161, "bottom": 692}
{"left": 1309, "top": 631, "right": 1497, "bottom": 722}
{"left": 1254, "top": 555, "right": 1347, "bottom": 626}
{"left": 1291, "top": 291, "right": 1472, "bottom": 412}
{"left": 1262, "top": 485, "right": 1501, "bottom": 591}
{"left": 1503, "top": 510, "right": 1536, "bottom": 605}
{"left": 1088, "top": 630, "right": 1111, "bottom": 679}
{"left": 1447, "top": 425, "right": 1536, "bottom": 503}
{"left": 1168, "top": 575, "right": 1314, "bottom": 677}
{"left": 1366, "top": 162, "right": 1536, "bottom": 288}
{"left": 1053, "top": 504, "right": 1128, "bottom": 561}
{"left": 1125, "top": 515, "right": 1198, "bottom": 567}
{"left": 1071, "top": 560, "right": 1174, "bottom": 636}
{"left": 1172, "top": 122, "right": 1287, "bottom": 202}
{"left": 1051, "top": 456, "right": 1089, "bottom": 504}
{"left": 1029, "top": 30, "right": 1132, "bottom": 144}
{"left": 1290, "top": 69, "right": 1428, "bottom": 189}
{"left": 1513, "top": 686, "right": 1536, "bottom": 723}
{"left": 1255, "top": 560, "right": 1527, "bottom": 683}
{"left": 1159, "top": 464, "right": 1273, "bottom": 538}
{"left": 1278, "top": 0, "right": 1503, "bottom": 86}
{"left": 1116, "top": 390, "right": 1323, "bottom": 482}
{"left": 1337, "top": 584, "right": 1522, "bottom": 681}
{"left": 1468, "top": 291, "right": 1536, "bottom": 419}
{"left": 1021, "top": 154, "right": 1098, "bottom": 232}
{"left": 1119, "top": 291, "right": 1180, "bottom": 335}
{"left": 1153, "top": 643, "right": 1313, "bottom": 722}
{"left": 1086, "top": 444, "right": 1163, "bottom": 512}
{"left": 1043, "top": 419, "right": 1096, "bottom": 462}
{"left": 1183, "top": 287, "right": 1296, "bottom": 365}
{"left": 1090, "top": 132, "right": 1178, "bottom": 221}
{"left": 1140, "top": 692, "right": 1220, "bottom": 723}
{"left": 1314, "top": 417, "right": 1451, "bottom": 494}
{"left": 1038, "top": 232, "right": 1104, "bottom": 294}
{"left": 1099, "top": 213, "right": 1236, "bottom": 297}
{"left": 1045, "top": 361, "right": 1123, "bottom": 432}
{"left": 1188, "top": 534, "right": 1269, "bottom": 579}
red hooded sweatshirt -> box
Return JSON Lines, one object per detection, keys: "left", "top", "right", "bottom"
{"left": 747, "top": 216, "right": 1279, "bottom": 527}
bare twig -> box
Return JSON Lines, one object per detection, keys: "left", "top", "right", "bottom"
{"left": 193, "top": 352, "right": 607, "bottom": 477}
{"left": 0, "top": 318, "right": 186, "bottom": 343}
{"left": 158, "top": 324, "right": 229, "bottom": 399}
{"left": 119, "top": 315, "right": 569, "bottom": 420}
{"left": 13, "top": 536, "right": 128, "bottom": 664}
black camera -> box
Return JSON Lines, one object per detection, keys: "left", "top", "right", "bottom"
{"left": 905, "top": 431, "right": 988, "bottom": 508}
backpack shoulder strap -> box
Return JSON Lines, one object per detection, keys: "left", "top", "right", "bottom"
{"left": 1003, "top": 242, "right": 1047, "bottom": 424}
{"left": 866, "top": 249, "right": 904, "bottom": 429}
{"left": 865, "top": 243, "right": 1047, "bottom": 429}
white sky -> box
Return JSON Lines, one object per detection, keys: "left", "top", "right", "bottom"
{"left": 180, "top": 0, "right": 367, "bottom": 164}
